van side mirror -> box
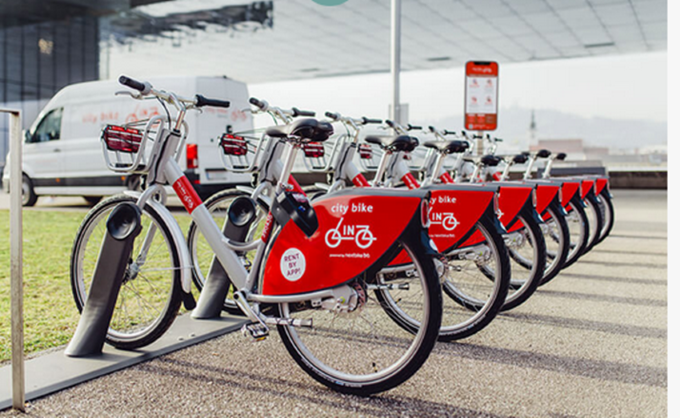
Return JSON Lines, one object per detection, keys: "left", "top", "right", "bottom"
{"left": 24, "top": 130, "right": 32, "bottom": 143}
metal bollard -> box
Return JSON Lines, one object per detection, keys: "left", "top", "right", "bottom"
{"left": 192, "top": 196, "right": 256, "bottom": 319}
{"left": 65, "top": 202, "right": 143, "bottom": 357}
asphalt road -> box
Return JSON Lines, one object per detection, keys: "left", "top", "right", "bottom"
{"left": 0, "top": 189, "right": 667, "bottom": 417}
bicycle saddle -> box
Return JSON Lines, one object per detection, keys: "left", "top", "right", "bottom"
{"left": 536, "top": 149, "right": 551, "bottom": 158}
{"left": 364, "top": 135, "right": 419, "bottom": 152}
{"left": 422, "top": 140, "right": 469, "bottom": 154}
{"left": 555, "top": 152, "right": 567, "bottom": 160}
{"left": 480, "top": 154, "right": 502, "bottom": 167}
{"left": 266, "top": 118, "right": 334, "bottom": 142}
{"left": 512, "top": 153, "right": 528, "bottom": 164}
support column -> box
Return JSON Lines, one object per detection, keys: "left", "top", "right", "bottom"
{"left": 3, "top": 109, "right": 25, "bottom": 412}
{"left": 390, "top": 0, "right": 402, "bottom": 124}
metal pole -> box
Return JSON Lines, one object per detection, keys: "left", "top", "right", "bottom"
{"left": 2, "top": 109, "right": 25, "bottom": 411}
{"left": 477, "top": 130, "right": 484, "bottom": 156}
{"left": 390, "top": 0, "right": 402, "bottom": 124}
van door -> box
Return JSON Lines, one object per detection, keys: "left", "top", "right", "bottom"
{"left": 24, "top": 107, "right": 64, "bottom": 191}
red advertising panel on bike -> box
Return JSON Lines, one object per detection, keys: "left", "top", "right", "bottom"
{"left": 595, "top": 177, "right": 608, "bottom": 195}
{"left": 465, "top": 61, "right": 499, "bottom": 131}
{"left": 560, "top": 181, "right": 581, "bottom": 206}
{"left": 389, "top": 188, "right": 495, "bottom": 264}
{"left": 262, "top": 194, "right": 421, "bottom": 296}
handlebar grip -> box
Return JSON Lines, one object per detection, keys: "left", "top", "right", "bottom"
{"left": 118, "top": 75, "right": 150, "bottom": 94}
{"left": 362, "top": 117, "right": 382, "bottom": 124}
{"left": 385, "top": 119, "right": 396, "bottom": 128}
{"left": 407, "top": 124, "right": 422, "bottom": 131}
{"left": 292, "top": 107, "right": 316, "bottom": 117}
{"left": 495, "top": 137, "right": 503, "bottom": 142}
{"left": 249, "top": 97, "right": 266, "bottom": 109}
{"left": 325, "top": 111, "right": 340, "bottom": 120}
{"left": 195, "top": 94, "right": 230, "bottom": 108}
{"left": 443, "top": 130, "right": 456, "bottom": 135}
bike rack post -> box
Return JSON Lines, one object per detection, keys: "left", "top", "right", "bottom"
{"left": 65, "top": 202, "right": 143, "bottom": 357}
{"left": 193, "top": 196, "right": 257, "bottom": 319}
{"left": 2, "top": 109, "right": 24, "bottom": 411}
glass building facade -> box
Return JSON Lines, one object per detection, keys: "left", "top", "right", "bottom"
{"left": 0, "top": 16, "right": 99, "bottom": 169}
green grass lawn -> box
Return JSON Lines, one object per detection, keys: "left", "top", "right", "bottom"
{"left": 0, "top": 209, "right": 194, "bottom": 363}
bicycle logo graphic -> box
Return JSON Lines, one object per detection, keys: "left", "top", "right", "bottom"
{"left": 325, "top": 218, "right": 377, "bottom": 249}
{"left": 430, "top": 212, "right": 459, "bottom": 231}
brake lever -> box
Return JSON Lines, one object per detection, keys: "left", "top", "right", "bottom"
{"left": 115, "top": 90, "right": 143, "bottom": 99}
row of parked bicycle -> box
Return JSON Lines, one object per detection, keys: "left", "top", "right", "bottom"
{"left": 69, "top": 76, "right": 614, "bottom": 396}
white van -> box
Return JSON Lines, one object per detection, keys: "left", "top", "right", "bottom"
{"left": 2, "top": 76, "right": 252, "bottom": 206}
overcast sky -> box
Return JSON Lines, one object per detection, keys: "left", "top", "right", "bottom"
{"left": 250, "top": 51, "right": 667, "bottom": 125}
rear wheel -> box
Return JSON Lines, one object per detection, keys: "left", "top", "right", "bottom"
{"left": 276, "top": 238, "right": 442, "bottom": 395}
{"left": 436, "top": 216, "right": 510, "bottom": 340}
{"left": 583, "top": 193, "right": 604, "bottom": 253}
{"left": 563, "top": 200, "right": 589, "bottom": 269}
{"left": 595, "top": 192, "right": 614, "bottom": 244}
{"left": 538, "top": 204, "right": 570, "bottom": 286}
{"left": 500, "top": 213, "right": 546, "bottom": 311}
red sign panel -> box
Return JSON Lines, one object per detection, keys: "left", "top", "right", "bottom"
{"left": 464, "top": 61, "right": 499, "bottom": 131}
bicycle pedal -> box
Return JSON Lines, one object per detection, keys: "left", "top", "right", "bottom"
{"left": 241, "top": 323, "right": 269, "bottom": 341}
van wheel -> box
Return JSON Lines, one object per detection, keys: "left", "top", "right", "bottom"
{"left": 22, "top": 174, "right": 38, "bottom": 207}
{"left": 83, "top": 196, "right": 102, "bottom": 206}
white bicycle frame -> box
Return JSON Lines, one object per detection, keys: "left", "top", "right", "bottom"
{"left": 115, "top": 90, "right": 360, "bottom": 332}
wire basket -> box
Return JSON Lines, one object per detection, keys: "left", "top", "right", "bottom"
{"left": 299, "top": 132, "right": 348, "bottom": 173}
{"left": 219, "top": 128, "right": 270, "bottom": 173}
{"left": 357, "top": 142, "right": 383, "bottom": 172}
{"left": 100, "top": 116, "right": 167, "bottom": 173}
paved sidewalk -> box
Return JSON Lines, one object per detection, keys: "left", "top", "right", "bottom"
{"left": 1, "top": 190, "right": 667, "bottom": 417}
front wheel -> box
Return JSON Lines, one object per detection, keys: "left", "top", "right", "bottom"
{"left": 595, "top": 192, "right": 615, "bottom": 244}
{"left": 276, "top": 238, "right": 442, "bottom": 396}
{"left": 70, "top": 195, "right": 182, "bottom": 349}
{"left": 186, "top": 188, "right": 268, "bottom": 316}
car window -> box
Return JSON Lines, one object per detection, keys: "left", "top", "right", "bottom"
{"left": 29, "top": 108, "right": 63, "bottom": 143}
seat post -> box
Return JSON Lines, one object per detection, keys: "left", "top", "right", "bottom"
{"left": 422, "top": 150, "right": 446, "bottom": 187}
{"left": 276, "top": 141, "right": 300, "bottom": 193}
{"left": 372, "top": 149, "right": 393, "bottom": 187}
{"left": 523, "top": 154, "right": 537, "bottom": 180}
{"left": 543, "top": 156, "right": 556, "bottom": 179}
{"left": 501, "top": 159, "right": 513, "bottom": 181}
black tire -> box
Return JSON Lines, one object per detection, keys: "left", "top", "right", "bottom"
{"left": 563, "top": 200, "right": 589, "bottom": 269}
{"left": 500, "top": 212, "right": 546, "bottom": 311}
{"left": 186, "top": 188, "right": 266, "bottom": 316}
{"left": 437, "top": 215, "right": 511, "bottom": 341}
{"left": 595, "top": 192, "right": 615, "bottom": 244}
{"left": 70, "top": 194, "right": 182, "bottom": 349}
{"left": 582, "top": 193, "right": 604, "bottom": 253}
{"left": 83, "top": 196, "right": 102, "bottom": 206}
{"left": 538, "top": 204, "right": 570, "bottom": 286}
{"left": 276, "top": 238, "right": 442, "bottom": 396}
{"left": 22, "top": 174, "right": 38, "bottom": 207}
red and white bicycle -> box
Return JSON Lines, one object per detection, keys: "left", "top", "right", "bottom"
{"left": 69, "top": 78, "right": 443, "bottom": 395}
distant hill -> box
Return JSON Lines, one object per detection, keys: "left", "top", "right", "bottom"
{"left": 420, "top": 106, "right": 667, "bottom": 153}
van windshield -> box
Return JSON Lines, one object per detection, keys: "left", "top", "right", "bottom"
{"left": 29, "top": 107, "right": 63, "bottom": 143}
